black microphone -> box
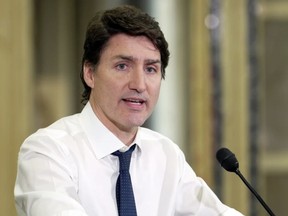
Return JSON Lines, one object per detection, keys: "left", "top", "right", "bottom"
{"left": 216, "top": 147, "right": 276, "bottom": 216}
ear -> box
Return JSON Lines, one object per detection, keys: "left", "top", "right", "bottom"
{"left": 83, "top": 62, "right": 95, "bottom": 88}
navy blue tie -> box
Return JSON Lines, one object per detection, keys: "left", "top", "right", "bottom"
{"left": 113, "top": 145, "right": 137, "bottom": 216}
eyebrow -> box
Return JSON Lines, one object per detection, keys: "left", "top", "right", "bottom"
{"left": 146, "top": 59, "right": 161, "bottom": 65}
{"left": 113, "top": 55, "right": 161, "bottom": 65}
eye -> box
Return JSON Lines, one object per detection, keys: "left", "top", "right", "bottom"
{"left": 146, "top": 66, "right": 157, "bottom": 74}
{"left": 116, "top": 63, "right": 128, "bottom": 71}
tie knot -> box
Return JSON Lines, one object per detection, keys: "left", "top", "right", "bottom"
{"left": 113, "top": 145, "right": 136, "bottom": 171}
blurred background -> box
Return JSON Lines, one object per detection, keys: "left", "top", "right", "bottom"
{"left": 1, "top": 0, "right": 287, "bottom": 215}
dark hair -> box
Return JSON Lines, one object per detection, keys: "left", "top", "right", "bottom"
{"left": 80, "top": 5, "right": 170, "bottom": 104}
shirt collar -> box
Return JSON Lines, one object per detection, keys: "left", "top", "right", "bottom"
{"left": 79, "top": 102, "right": 142, "bottom": 159}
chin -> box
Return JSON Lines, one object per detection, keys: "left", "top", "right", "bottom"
{"left": 121, "top": 111, "right": 152, "bottom": 128}
{"left": 127, "top": 119, "right": 146, "bottom": 128}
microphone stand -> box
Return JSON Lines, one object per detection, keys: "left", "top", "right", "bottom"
{"left": 235, "top": 169, "right": 276, "bottom": 216}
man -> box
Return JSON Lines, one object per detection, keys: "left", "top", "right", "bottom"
{"left": 14, "top": 5, "right": 243, "bottom": 216}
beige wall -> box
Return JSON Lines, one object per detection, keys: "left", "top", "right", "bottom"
{"left": 188, "top": 0, "right": 250, "bottom": 214}
{"left": 221, "top": 0, "right": 249, "bottom": 213}
{"left": 0, "top": 0, "right": 34, "bottom": 215}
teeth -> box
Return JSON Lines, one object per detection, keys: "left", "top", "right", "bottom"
{"left": 129, "top": 100, "right": 140, "bottom": 103}
{"left": 125, "top": 99, "right": 142, "bottom": 103}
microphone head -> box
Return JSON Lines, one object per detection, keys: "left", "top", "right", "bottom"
{"left": 216, "top": 148, "right": 239, "bottom": 172}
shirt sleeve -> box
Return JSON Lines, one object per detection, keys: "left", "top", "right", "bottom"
{"left": 14, "top": 134, "right": 88, "bottom": 216}
{"left": 174, "top": 152, "right": 244, "bottom": 216}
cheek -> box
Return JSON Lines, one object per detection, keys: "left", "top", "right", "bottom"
{"left": 149, "top": 81, "right": 161, "bottom": 101}
{"left": 154, "top": 78, "right": 162, "bottom": 93}
{"left": 95, "top": 78, "right": 122, "bottom": 102}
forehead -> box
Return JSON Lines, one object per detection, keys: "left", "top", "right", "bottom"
{"left": 102, "top": 34, "right": 160, "bottom": 60}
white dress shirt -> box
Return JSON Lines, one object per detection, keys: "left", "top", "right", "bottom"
{"left": 14, "top": 102, "right": 243, "bottom": 216}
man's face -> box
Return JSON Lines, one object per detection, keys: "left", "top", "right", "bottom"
{"left": 84, "top": 34, "right": 162, "bottom": 134}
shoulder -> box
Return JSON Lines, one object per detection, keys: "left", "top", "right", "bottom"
{"left": 31, "top": 113, "right": 81, "bottom": 139}
{"left": 19, "top": 114, "right": 81, "bottom": 158}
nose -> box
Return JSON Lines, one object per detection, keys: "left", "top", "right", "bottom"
{"left": 128, "top": 69, "right": 146, "bottom": 93}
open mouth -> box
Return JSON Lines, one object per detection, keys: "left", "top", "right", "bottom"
{"left": 123, "top": 98, "right": 145, "bottom": 105}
